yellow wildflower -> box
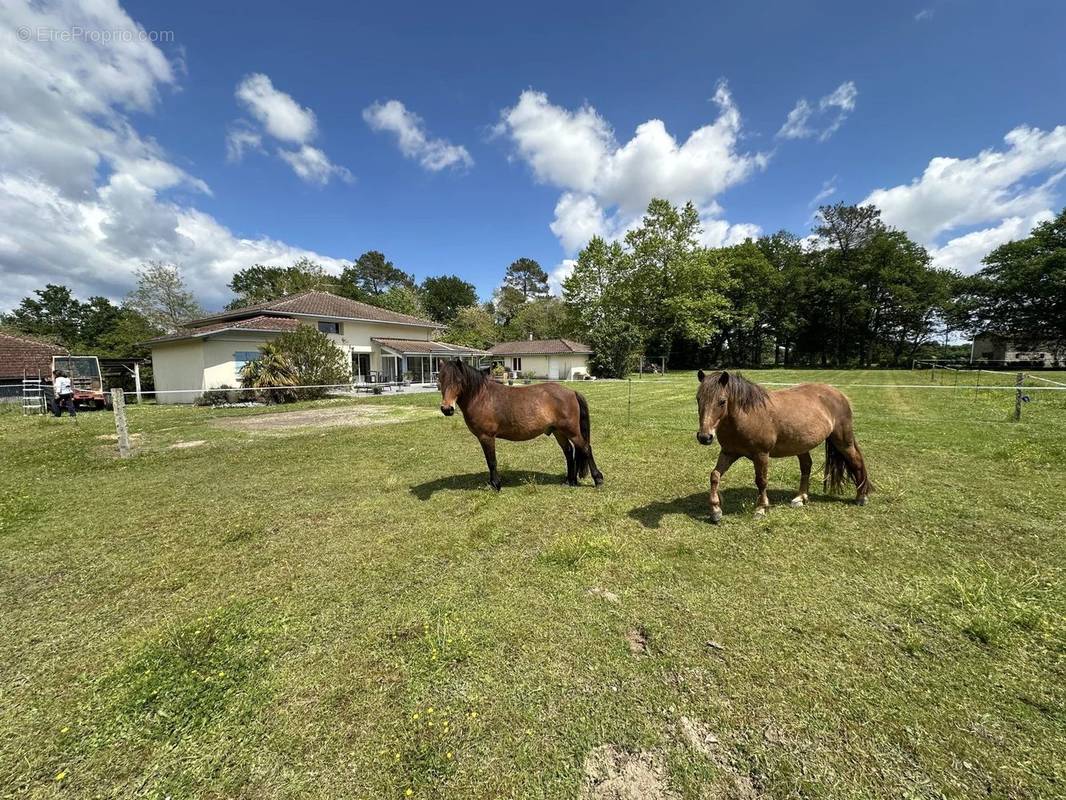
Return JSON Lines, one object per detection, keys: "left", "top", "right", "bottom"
{"left": 55, "top": 771, "right": 66, "bottom": 781}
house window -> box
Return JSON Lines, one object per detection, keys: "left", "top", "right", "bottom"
{"left": 318, "top": 321, "right": 341, "bottom": 334}
{"left": 234, "top": 351, "right": 261, "bottom": 374}
{"left": 511, "top": 357, "right": 522, "bottom": 372}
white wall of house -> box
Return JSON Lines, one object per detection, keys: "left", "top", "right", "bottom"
{"left": 152, "top": 340, "right": 207, "bottom": 404}
{"left": 151, "top": 317, "right": 442, "bottom": 403}
{"left": 306, "top": 317, "right": 436, "bottom": 372}
{"left": 497, "top": 353, "right": 590, "bottom": 379}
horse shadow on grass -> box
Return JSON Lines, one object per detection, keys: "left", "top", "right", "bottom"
{"left": 628, "top": 487, "right": 852, "bottom": 528}
{"left": 411, "top": 471, "right": 565, "bottom": 500}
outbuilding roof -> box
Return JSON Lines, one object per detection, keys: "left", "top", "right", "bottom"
{"left": 488, "top": 338, "right": 592, "bottom": 356}
{"left": 185, "top": 290, "right": 440, "bottom": 329}
{"left": 146, "top": 315, "right": 301, "bottom": 344}
{"left": 0, "top": 332, "right": 68, "bottom": 379}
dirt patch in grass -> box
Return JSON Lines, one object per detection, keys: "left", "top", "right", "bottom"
{"left": 169, "top": 439, "right": 207, "bottom": 449}
{"left": 625, "top": 627, "right": 650, "bottom": 657}
{"left": 211, "top": 404, "right": 422, "bottom": 432}
{"left": 581, "top": 745, "right": 677, "bottom": 800}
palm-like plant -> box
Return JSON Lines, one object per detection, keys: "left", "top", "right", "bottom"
{"left": 239, "top": 343, "right": 298, "bottom": 403}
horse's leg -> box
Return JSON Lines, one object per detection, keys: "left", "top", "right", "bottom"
{"left": 708, "top": 451, "right": 739, "bottom": 524}
{"left": 753, "top": 452, "right": 771, "bottom": 517}
{"left": 845, "top": 440, "right": 871, "bottom": 505}
{"left": 478, "top": 435, "right": 501, "bottom": 491}
{"left": 569, "top": 431, "right": 604, "bottom": 488}
{"left": 554, "top": 432, "right": 578, "bottom": 486}
{"left": 791, "top": 451, "right": 812, "bottom": 507}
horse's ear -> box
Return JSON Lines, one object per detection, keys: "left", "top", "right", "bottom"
{"left": 719, "top": 370, "right": 730, "bottom": 385}
{"left": 697, "top": 369, "right": 706, "bottom": 382}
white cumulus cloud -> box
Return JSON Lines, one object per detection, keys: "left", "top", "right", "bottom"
{"left": 235, "top": 72, "right": 317, "bottom": 144}
{"left": 362, "top": 99, "right": 473, "bottom": 171}
{"left": 778, "top": 81, "right": 858, "bottom": 141}
{"left": 863, "top": 125, "right": 1066, "bottom": 272}
{"left": 496, "top": 81, "right": 765, "bottom": 255}
{"left": 230, "top": 72, "right": 350, "bottom": 184}
{"left": 0, "top": 0, "right": 346, "bottom": 311}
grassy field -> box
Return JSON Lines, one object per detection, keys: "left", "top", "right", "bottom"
{"left": 1, "top": 370, "right": 1064, "bottom": 799}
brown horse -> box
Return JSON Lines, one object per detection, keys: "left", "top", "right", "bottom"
{"left": 695, "top": 370, "right": 871, "bottom": 522}
{"left": 437, "top": 359, "right": 604, "bottom": 490}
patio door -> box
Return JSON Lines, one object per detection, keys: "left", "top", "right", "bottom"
{"left": 352, "top": 353, "right": 370, "bottom": 382}
{"left": 381, "top": 355, "right": 401, "bottom": 382}
{"left": 410, "top": 356, "right": 432, "bottom": 383}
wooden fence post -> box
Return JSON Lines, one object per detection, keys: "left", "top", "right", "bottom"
{"left": 1013, "top": 372, "right": 1024, "bottom": 422}
{"left": 112, "top": 388, "right": 131, "bottom": 458}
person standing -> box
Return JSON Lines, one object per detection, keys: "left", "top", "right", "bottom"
{"left": 52, "top": 370, "right": 76, "bottom": 418}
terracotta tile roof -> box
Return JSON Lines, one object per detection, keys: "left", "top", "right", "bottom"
{"left": 488, "top": 338, "right": 592, "bottom": 356}
{"left": 146, "top": 315, "right": 301, "bottom": 344}
{"left": 372, "top": 338, "right": 489, "bottom": 355}
{"left": 0, "top": 332, "right": 68, "bottom": 379}
{"left": 186, "top": 291, "right": 439, "bottom": 328}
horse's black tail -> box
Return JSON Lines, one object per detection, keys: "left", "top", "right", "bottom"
{"left": 824, "top": 436, "right": 872, "bottom": 494}
{"left": 824, "top": 437, "right": 849, "bottom": 494}
{"left": 575, "top": 392, "right": 591, "bottom": 478}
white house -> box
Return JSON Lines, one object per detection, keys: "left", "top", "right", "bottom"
{"left": 147, "top": 291, "right": 486, "bottom": 403}
{"left": 488, "top": 338, "right": 593, "bottom": 380}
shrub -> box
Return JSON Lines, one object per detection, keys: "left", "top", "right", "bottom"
{"left": 196, "top": 385, "right": 242, "bottom": 406}
{"left": 240, "top": 325, "right": 349, "bottom": 402}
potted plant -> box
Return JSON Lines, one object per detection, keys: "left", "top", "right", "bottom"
{"left": 520, "top": 370, "right": 535, "bottom": 384}
{"left": 491, "top": 363, "right": 506, "bottom": 383}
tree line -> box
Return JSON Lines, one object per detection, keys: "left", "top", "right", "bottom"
{"left": 560, "top": 200, "right": 1066, "bottom": 375}
{"left": 3, "top": 203, "right": 1063, "bottom": 377}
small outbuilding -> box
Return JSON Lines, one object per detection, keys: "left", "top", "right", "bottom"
{"left": 488, "top": 338, "right": 593, "bottom": 380}
{"left": 0, "top": 331, "right": 68, "bottom": 403}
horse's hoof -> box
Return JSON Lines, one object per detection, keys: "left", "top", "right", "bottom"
{"left": 754, "top": 507, "right": 768, "bottom": 518}
{"left": 790, "top": 497, "right": 805, "bottom": 508}
{"left": 565, "top": 479, "right": 579, "bottom": 488}
{"left": 709, "top": 508, "right": 723, "bottom": 524}
{"left": 856, "top": 496, "right": 868, "bottom": 506}
{"left": 489, "top": 480, "right": 502, "bottom": 491}
{"left": 593, "top": 476, "right": 604, "bottom": 488}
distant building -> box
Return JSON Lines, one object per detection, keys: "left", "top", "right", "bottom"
{"left": 971, "top": 335, "right": 1061, "bottom": 368}
{"left": 0, "top": 331, "right": 68, "bottom": 402}
{"left": 488, "top": 338, "right": 593, "bottom": 379}
{"left": 146, "top": 290, "right": 486, "bottom": 403}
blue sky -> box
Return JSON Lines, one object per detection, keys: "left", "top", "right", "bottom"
{"left": 2, "top": 0, "right": 1065, "bottom": 311}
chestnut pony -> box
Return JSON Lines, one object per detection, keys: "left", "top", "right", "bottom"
{"left": 695, "top": 370, "right": 871, "bottom": 522}
{"left": 437, "top": 359, "right": 604, "bottom": 490}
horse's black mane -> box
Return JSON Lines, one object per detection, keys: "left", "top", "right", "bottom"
{"left": 702, "top": 370, "right": 769, "bottom": 411}
{"left": 440, "top": 358, "right": 487, "bottom": 400}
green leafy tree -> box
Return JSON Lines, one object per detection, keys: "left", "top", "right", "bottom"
{"left": 442, "top": 305, "right": 499, "bottom": 350}
{"left": 420, "top": 275, "right": 478, "bottom": 323}
{"left": 711, "top": 241, "right": 780, "bottom": 365}
{"left": 340, "top": 251, "right": 414, "bottom": 298}
{"left": 124, "top": 261, "right": 203, "bottom": 332}
{"left": 371, "top": 285, "right": 426, "bottom": 318}
{"left": 503, "top": 257, "right": 550, "bottom": 301}
{"left": 491, "top": 285, "right": 527, "bottom": 328}
{"left": 954, "top": 208, "right": 1066, "bottom": 361}
{"left": 623, "top": 199, "right": 731, "bottom": 361}
{"left": 587, "top": 320, "right": 643, "bottom": 378}
{"left": 4, "top": 284, "right": 85, "bottom": 345}
{"left": 504, "top": 297, "right": 575, "bottom": 341}
{"left": 228, "top": 258, "right": 336, "bottom": 307}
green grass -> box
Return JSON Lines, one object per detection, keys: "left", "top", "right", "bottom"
{"left": 1, "top": 370, "right": 1064, "bottom": 799}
